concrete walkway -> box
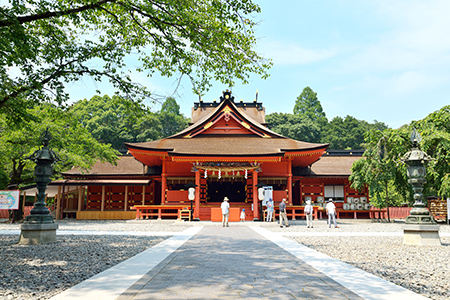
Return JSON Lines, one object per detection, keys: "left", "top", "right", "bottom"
{"left": 46, "top": 225, "right": 431, "bottom": 300}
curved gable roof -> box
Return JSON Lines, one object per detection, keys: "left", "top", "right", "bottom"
{"left": 170, "top": 96, "right": 285, "bottom": 139}
{"left": 125, "top": 91, "right": 329, "bottom": 167}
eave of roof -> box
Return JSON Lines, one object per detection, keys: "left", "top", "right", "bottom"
{"left": 126, "top": 136, "right": 328, "bottom": 156}
{"left": 309, "top": 155, "right": 362, "bottom": 176}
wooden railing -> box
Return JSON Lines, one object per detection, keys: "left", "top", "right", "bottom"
{"left": 131, "top": 205, "right": 188, "bottom": 220}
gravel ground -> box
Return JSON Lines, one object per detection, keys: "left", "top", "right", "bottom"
{"left": 267, "top": 220, "right": 450, "bottom": 300}
{"left": 1, "top": 219, "right": 449, "bottom": 300}
{"left": 0, "top": 219, "right": 192, "bottom": 232}
{"left": 0, "top": 220, "right": 191, "bottom": 300}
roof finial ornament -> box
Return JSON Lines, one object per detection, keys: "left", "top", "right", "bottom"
{"left": 254, "top": 89, "right": 258, "bottom": 102}
{"left": 220, "top": 89, "right": 234, "bottom": 102}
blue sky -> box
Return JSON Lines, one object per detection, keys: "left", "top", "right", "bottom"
{"left": 67, "top": 0, "right": 450, "bottom": 129}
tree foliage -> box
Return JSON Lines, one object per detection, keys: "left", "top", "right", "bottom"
{"left": 321, "top": 116, "right": 389, "bottom": 150}
{"left": 70, "top": 95, "right": 160, "bottom": 150}
{"left": 290, "top": 86, "right": 389, "bottom": 149}
{"left": 0, "top": 0, "right": 271, "bottom": 119}
{"left": 0, "top": 104, "right": 118, "bottom": 187}
{"left": 0, "top": 103, "right": 118, "bottom": 220}
{"left": 350, "top": 105, "right": 450, "bottom": 208}
{"left": 70, "top": 95, "right": 189, "bottom": 150}
{"left": 411, "top": 105, "right": 450, "bottom": 198}
{"left": 293, "top": 86, "right": 327, "bottom": 127}
{"left": 350, "top": 129, "right": 410, "bottom": 213}
{"left": 158, "top": 97, "right": 189, "bottom": 138}
{"left": 265, "top": 112, "right": 321, "bottom": 143}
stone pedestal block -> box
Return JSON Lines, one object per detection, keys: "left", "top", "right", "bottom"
{"left": 19, "top": 223, "right": 58, "bottom": 245}
{"left": 403, "top": 224, "right": 441, "bottom": 246}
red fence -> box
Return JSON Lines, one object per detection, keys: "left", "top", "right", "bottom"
{"left": 385, "top": 207, "right": 413, "bottom": 219}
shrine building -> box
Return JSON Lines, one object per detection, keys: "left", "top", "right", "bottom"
{"left": 53, "top": 90, "right": 369, "bottom": 221}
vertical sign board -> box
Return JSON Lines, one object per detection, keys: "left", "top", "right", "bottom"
{"left": 0, "top": 190, "right": 20, "bottom": 210}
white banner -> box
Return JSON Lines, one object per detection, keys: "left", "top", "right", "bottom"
{"left": 447, "top": 198, "right": 450, "bottom": 225}
{"left": 262, "top": 186, "right": 273, "bottom": 206}
{"left": 0, "top": 190, "right": 20, "bottom": 210}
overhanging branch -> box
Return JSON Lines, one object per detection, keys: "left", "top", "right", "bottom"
{"left": 0, "top": 0, "right": 116, "bottom": 27}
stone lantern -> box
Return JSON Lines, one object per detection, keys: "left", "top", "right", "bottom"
{"left": 19, "top": 129, "right": 60, "bottom": 244}
{"left": 401, "top": 129, "right": 441, "bottom": 245}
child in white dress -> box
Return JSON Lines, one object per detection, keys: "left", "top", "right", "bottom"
{"left": 240, "top": 209, "right": 246, "bottom": 222}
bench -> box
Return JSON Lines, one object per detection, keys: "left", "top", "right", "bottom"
{"left": 131, "top": 205, "right": 187, "bottom": 220}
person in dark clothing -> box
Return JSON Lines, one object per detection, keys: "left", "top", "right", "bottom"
{"left": 279, "top": 198, "right": 289, "bottom": 228}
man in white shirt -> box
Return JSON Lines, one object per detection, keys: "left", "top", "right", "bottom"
{"left": 304, "top": 200, "right": 314, "bottom": 228}
{"left": 221, "top": 197, "right": 230, "bottom": 227}
{"left": 326, "top": 198, "right": 338, "bottom": 228}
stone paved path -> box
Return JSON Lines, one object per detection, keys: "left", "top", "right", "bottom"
{"left": 118, "top": 227, "right": 364, "bottom": 300}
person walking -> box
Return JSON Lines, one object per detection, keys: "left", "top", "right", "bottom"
{"left": 266, "top": 198, "right": 274, "bottom": 222}
{"left": 326, "top": 198, "right": 338, "bottom": 228}
{"left": 279, "top": 198, "right": 289, "bottom": 228}
{"left": 221, "top": 197, "right": 230, "bottom": 227}
{"left": 304, "top": 200, "right": 313, "bottom": 228}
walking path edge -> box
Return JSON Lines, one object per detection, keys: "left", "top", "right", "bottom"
{"left": 48, "top": 227, "right": 202, "bottom": 300}
{"left": 251, "top": 227, "right": 430, "bottom": 300}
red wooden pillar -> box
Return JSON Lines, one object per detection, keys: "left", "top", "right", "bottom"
{"left": 288, "top": 159, "right": 293, "bottom": 206}
{"left": 161, "top": 159, "right": 167, "bottom": 205}
{"left": 194, "top": 170, "right": 200, "bottom": 219}
{"left": 253, "top": 170, "right": 259, "bottom": 220}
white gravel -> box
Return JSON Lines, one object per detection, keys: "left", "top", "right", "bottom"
{"left": 1, "top": 219, "right": 449, "bottom": 300}
{"left": 0, "top": 219, "right": 191, "bottom": 300}
{"left": 267, "top": 220, "right": 450, "bottom": 300}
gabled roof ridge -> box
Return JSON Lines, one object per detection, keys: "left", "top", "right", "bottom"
{"left": 167, "top": 98, "right": 228, "bottom": 138}
{"left": 168, "top": 97, "right": 286, "bottom": 139}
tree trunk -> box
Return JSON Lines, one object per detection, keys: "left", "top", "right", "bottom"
{"left": 385, "top": 181, "right": 390, "bottom": 222}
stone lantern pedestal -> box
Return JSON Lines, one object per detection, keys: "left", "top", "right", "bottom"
{"left": 403, "top": 224, "right": 441, "bottom": 246}
{"left": 401, "top": 129, "right": 441, "bottom": 246}
{"left": 19, "top": 223, "right": 59, "bottom": 245}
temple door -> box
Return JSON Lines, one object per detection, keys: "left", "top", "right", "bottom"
{"left": 245, "top": 173, "right": 253, "bottom": 203}
{"left": 200, "top": 178, "right": 207, "bottom": 203}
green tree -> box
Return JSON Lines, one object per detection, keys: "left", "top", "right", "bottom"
{"left": 0, "top": 0, "right": 271, "bottom": 118}
{"left": 71, "top": 95, "right": 161, "bottom": 150}
{"left": 158, "top": 97, "right": 189, "bottom": 138}
{"left": 265, "top": 112, "right": 321, "bottom": 143}
{"left": 349, "top": 128, "right": 411, "bottom": 221}
{"left": 0, "top": 104, "right": 118, "bottom": 221}
{"left": 412, "top": 105, "right": 450, "bottom": 198}
{"left": 322, "top": 116, "right": 365, "bottom": 150}
{"left": 293, "top": 87, "right": 327, "bottom": 128}
{"left": 321, "top": 116, "right": 389, "bottom": 150}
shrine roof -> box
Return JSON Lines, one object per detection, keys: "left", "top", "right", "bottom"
{"left": 62, "top": 155, "right": 146, "bottom": 176}
{"left": 309, "top": 155, "right": 362, "bottom": 176}
{"left": 126, "top": 135, "right": 326, "bottom": 156}
{"left": 126, "top": 91, "right": 328, "bottom": 159}
{"left": 60, "top": 153, "right": 360, "bottom": 177}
